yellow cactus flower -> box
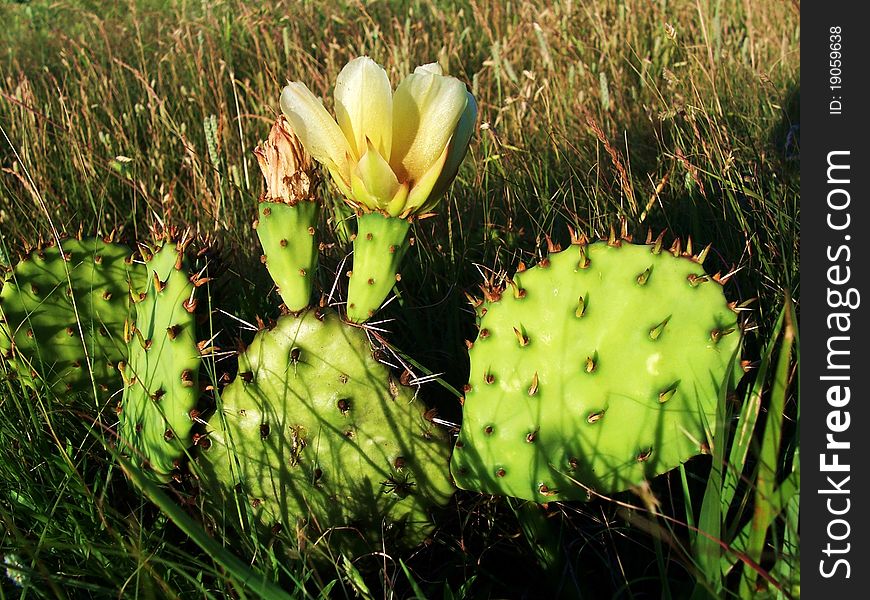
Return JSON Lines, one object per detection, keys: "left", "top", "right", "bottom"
{"left": 280, "top": 56, "right": 476, "bottom": 218}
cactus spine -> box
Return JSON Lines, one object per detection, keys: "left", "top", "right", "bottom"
{"left": 451, "top": 232, "right": 742, "bottom": 501}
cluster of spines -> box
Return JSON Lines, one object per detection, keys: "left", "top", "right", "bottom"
{"left": 462, "top": 224, "right": 742, "bottom": 356}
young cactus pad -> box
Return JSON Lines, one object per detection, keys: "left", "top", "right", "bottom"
{"left": 198, "top": 310, "right": 454, "bottom": 559}
{"left": 255, "top": 202, "right": 319, "bottom": 311}
{"left": 253, "top": 116, "right": 321, "bottom": 312}
{"left": 119, "top": 239, "right": 202, "bottom": 481}
{"left": 450, "top": 237, "right": 742, "bottom": 502}
{"left": 346, "top": 212, "right": 411, "bottom": 322}
{"left": 0, "top": 237, "right": 142, "bottom": 399}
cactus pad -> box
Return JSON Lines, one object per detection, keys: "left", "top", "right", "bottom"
{"left": 198, "top": 310, "right": 453, "bottom": 559}
{"left": 253, "top": 116, "right": 321, "bottom": 312}
{"left": 346, "top": 212, "right": 411, "bottom": 322}
{"left": 0, "top": 237, "right": 141, "bottom": 399}
{"left": 451, "top": 238, "right": 742, "bottom": 501}
{"left": 119, "top": 240, "right": 202, "bottom": 481}
{"left": 255, "top": 201, "right": 319, "bottom": 311}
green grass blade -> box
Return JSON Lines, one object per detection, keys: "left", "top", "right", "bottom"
{"left": 117, "top": 457, "right": 299, "bottom": 600}
{"left": 739, "top": 295, "right": 795, "bottom": 595}
{"left": 688, "top": 349, "right": 731, "bottom": 599}
{"left": 400, "top": 560, "right": 428, "bottom": 600}
{"left": 679, "top": 464, "right": 696, "bottom": 541}
{"left": 723, "top": 299, "right": 800, "bottom": 586}
{"left": 720, "top": 309, "right": 785, "bottom": 517}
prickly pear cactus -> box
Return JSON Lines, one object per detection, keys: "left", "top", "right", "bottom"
{"left": 118, "top": 237, "right": 203, "bottom": 481}
{"left": 0, "top": 237, "right": 142, "bottom": 399}
{"left": 451, "top": 234, "right": 742, "bottom": 502}
{"left": 198, "top": 310, "right": 454, "bottom": 559}
{"left": 253, "top": 116, "right": 321, "bottom": 312}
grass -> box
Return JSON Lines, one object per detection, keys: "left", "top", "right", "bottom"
{"left": 0, "top": 0, "right": 799, "bottom": 597}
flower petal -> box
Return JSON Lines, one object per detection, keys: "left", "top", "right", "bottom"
{"left": 326, "top": 164, "right": 353, "bottom": 200}
{"left": 414, "top": 62, "right": 443, "bottom": 76}
{"left": 351, "top": 140, "right": 401, "bottom": 211}
{"left": 334, "top": 57, "right": 393, "bottom": 162}
{"left": 389, "top": 69, "right": 467, "bottom": 184}
{"left": 280, "top": 82, "right": 352, "bottom": 186}
{"left": 350, "top": 172, "right": 378, "bottom": 210}
{"left": 385, "top": 182, "right": 410, "bottom": 217}
{"left": 425, "top": 91, "right": 477, "bottom": 206}
{"left": 402, "top": 142, "right": 450, "bottom": 215}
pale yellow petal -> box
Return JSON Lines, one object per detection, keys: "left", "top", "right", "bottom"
{"left": 389, "top": 70, "right": 467, "bottom": 183}
{"left": 351, "top": 171, "right": 378, "bottom": 209}
{"left": 351, "top": 141, "right": 401, "bottom": 211}
{"left": 280, "top": 82, "right": 352, "bottom": 186}
{"left": 334, "top": 57, "right": 393, "bottom": 162}
{"left": 402, "top": 142, "right": 450, "bottom": 214}
{"left": 326, "top": 164, "right": 353, "bottom": 200}
{"left": 426, "top": 91, "right": 477, "bottom": 205}
{"left": 414, "top": 62, "right": 443, "bottom": 76}
{"left": 385, "top": 183, "right": 410, "bottom": 217}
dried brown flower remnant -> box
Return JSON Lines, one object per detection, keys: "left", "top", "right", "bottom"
{"left": 254, "top": 115, "right": 320, "bottom": 205}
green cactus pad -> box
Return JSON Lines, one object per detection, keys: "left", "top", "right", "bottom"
{"left": 119, "top": 240, "right": 201, "bottom": 481}
{"left": 346, "top": 212, "right": 411, "bottom": 323}
{"left": 255, "top": 201, "right": 319, "bottom": 312}
{"left": 0, "top": 237, "right": 142, "bottom": 399}
{"left": 198, "top": 310, "right": 453, "bottom": 559}
{"left": 451, "top": 239, "right": 742, "bottom": 502}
